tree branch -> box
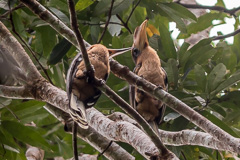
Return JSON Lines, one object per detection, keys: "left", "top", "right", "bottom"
{"left": 0, "top": 85, "right": 33, "bottom": 99}
{"left": 212, "top": 28, "right": 240, "bottom": 40}
{"left": 116, "top": 14, "right": 132, "bottom": 34}
{"left": 109, "top": 59, "right": 240, "bottom": 154}
{"left": 97, "top": 0, "right": 115, "bottom": 43}
{"left": 25, "top": 146, "right": 44, "bottom": 160}
{"left": 110, "top": 112, "right": 236, "bottom": 152}
{"left": 8, "top": 6, "right": 53, "bottom": 84}
{"left": 0, "top": 22, "right": 41, "bottom": 80}
{"left": 126, "top": 0, "right": 141, "bottom": 24}
{"left": 44, "top": 104, "right": 135, "bottom": 160}
{"left": 178, "top": 2, "right": 240, "bottom": 16}
{"left": 67, "top": 0, "right": 93, "bottom": 76}
{"left": 94, "top": 79, "right": 177, "bottom": 159}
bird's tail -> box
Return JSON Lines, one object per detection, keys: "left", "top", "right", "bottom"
{"left": 69, "top": 93, "right": 88, "bottom": 129}
{"left": 148, "top": 121, "right": 161, "bottom": 138}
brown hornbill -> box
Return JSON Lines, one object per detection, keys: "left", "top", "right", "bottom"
{"left": 67, "top": 44, "right": 131, "bottom": 129}
{"left": 130, "top": 20, "right": 168, "bottom": 134}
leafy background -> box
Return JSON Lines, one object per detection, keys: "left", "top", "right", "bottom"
{"left": 1, "top": 0, "right": 240, "bottom": 159}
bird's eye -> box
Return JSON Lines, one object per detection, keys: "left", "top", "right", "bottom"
{"left": 132, "top": 48, "right": 140, "bottom": 57}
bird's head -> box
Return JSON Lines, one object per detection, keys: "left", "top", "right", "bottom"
{"left": 132, "top": 19, "right": 149, "bottom": 63}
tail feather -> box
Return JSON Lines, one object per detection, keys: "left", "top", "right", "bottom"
{"left": 69, "top": 93, "right": 88, "bottom": 129}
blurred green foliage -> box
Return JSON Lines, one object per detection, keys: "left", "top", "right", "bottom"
{"left": 1, "top": 0, "right": 240, "bottom": 159}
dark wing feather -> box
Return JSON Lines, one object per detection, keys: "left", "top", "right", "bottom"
{"left": 66, "top": 52, "right": 88, "bottom": 129}
{"left": 156, "top": 67, "right": 168, "bottom": 124}
{"left": 66, "top": 52, "right": 82, "bottom": 99}
{"left": 129, "top": 64, "right": 142, "bottom": 109}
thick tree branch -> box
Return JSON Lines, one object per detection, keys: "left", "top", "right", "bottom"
{"left": 97, "top": 0, "right": 115, "bottom": 43}
{"left": 178, "top": 2, "right": 240, "bottom": 16}
{"left": 110, "top": 112, "right": 236, "bottom": 152}
{"left": 0, "top": 22, "right": 41, "bottom": 80}
{"left": 8, "top": 8, "right": 53, "bottom": 84}
{"left": 44, "top": 104, "right": 134, "bottom": 160}
{"left": 0, "top": 85, "right": 33, "bottom": 99}
{"left": 94, "top": 79, "right": 177, "bottom": 159}
{"left": 25, "top": 146, "right": 44, "bottom": 160}
{"left": 109, "top": 59, "right": 240, "bottom": 154}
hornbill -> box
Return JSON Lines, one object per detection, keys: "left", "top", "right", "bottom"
{"left": 130, "top": 20, "right": 168, "bottom": 135}
{"left": 67, "top": 44, "right": 131, "bottom": 129}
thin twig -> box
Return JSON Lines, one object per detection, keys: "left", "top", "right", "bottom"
{"left": 212, "top": 28, "right": 240, "bottom": 40}
{"left": 116, "top": 14, "right": 132, "bottom": 34}
{"left": 82, "top": 21, "right": 123, "bottom": 26}
{"left": 0, "top": 102, "right": 20, "bottom": 121}
{"left": 67, "top": 0, "right": 94, "bottom": 79}
{"left": 0, "top": 3, "right": 24, "bottom": 19}
{"left": 116, "top": 0, "right": 141, "bottom": 34}
{"left": 94, "top": 78, "right": 176, "bottom": 159}
{"left": 97, "top": 0, "right": 115, "bottom": 43}
{"left": 178, "top": 2, "right": 240, "bottom": 16}
{"left": 8, "top": 4, "right": 53, "bottom": 84}
{"left": 126, "top": 0, "right": 141, "bottom": 24}
{"left": 73, "top": 122, "right": 79, "bottom": 160}
{"left": 97, "top": 141, "right": 113, "bottom": 159}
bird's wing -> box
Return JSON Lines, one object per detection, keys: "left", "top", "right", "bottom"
{"left": 156, "top": 67, "right": 168, "bottom": 125}
{"left": 129, "top": 63, "right": 142, "bottom": 109}
{"left": 66, "top": 52, "right": 88, "bottom": 129}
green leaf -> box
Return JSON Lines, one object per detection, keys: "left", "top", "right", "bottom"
{"left": 12, "top": 12, "right": 26, "bottom": 38}
{"left": 178, "top": 42, "right": 190, "bottom": 66}
{"left": 93, "top": 0, "right": 111, "bottom": 16}
{"left": 49, "top": 7, "right": 70, "bottom": 24}
{"left": 90, "top": 17, "right": 100, "bottom": 43}
{"left": 159, "top": 22, "right": 177, "bottom": 59}
{"left": 55, "top": 136, "right": 73, "bottom": 158}
{"left": 35, "top": 26, "right": 57, "bottom": 57}
{"left": 158, "top": 3, "right": 187, "bottom": 33}
{"left": 112, "top": 0, "right": 134, "bottom": 15}
{"left": 184, "top": 46, "right": 216, "bottom": 72}
{"left": 178, "top": 13, "right": 222, "bottom": 39}
{"left": 209, "top": 104, "right": 226, "bottom": 117}
{"left": 211, "top": 71, "right": 240, "bottom": 96}
{"left": 76, "top": 0, "right": 95, "bottom": 11}
{"left": 165, "top": 59, "right": 178, "bottom": 89}
{"left": 183, "top": 39, "right": 216, "bottom": 72}
{"left": 201, "top": 110, "right": 239, "bottom": 137}
{"left": 48, "top": 39, "right": 72, "bottom": 65}
{"left": 163, "top": 3, "right": 197, "bottom": 22}
{"left": 2, "top": 101, "right": 44, "bottom": 120}
{"left": 194, "top": 64, "right": 206, "bottom": 92}
{"left": 207, "top": 63, "right": 226, "bottom": 94}
{"left": 1, "top": 121, "right": 52, "bottom": 150}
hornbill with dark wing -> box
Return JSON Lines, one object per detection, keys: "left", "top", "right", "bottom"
{"left": 130, "top": 20, "right": 168, "bottom": 135}
{"left": 67, "top": 44, "right": 131, "bottom": 129}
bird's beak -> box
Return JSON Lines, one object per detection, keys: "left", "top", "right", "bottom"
{"left": 133, "top": 19, "right": 149, "bottom": 52}
{"left": 108, "top": 47, "right": 132, "bottom": 58}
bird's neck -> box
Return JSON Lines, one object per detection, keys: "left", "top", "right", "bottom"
{"left": 136, "top": 46, "right": 161, "bottom": 67}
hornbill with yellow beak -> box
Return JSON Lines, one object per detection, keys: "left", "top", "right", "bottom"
{"left": 130, "top": 20, "right": 168, "bottom": 134}
{"left": 67, "top": 44, "right": 131, "bottom": 129}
